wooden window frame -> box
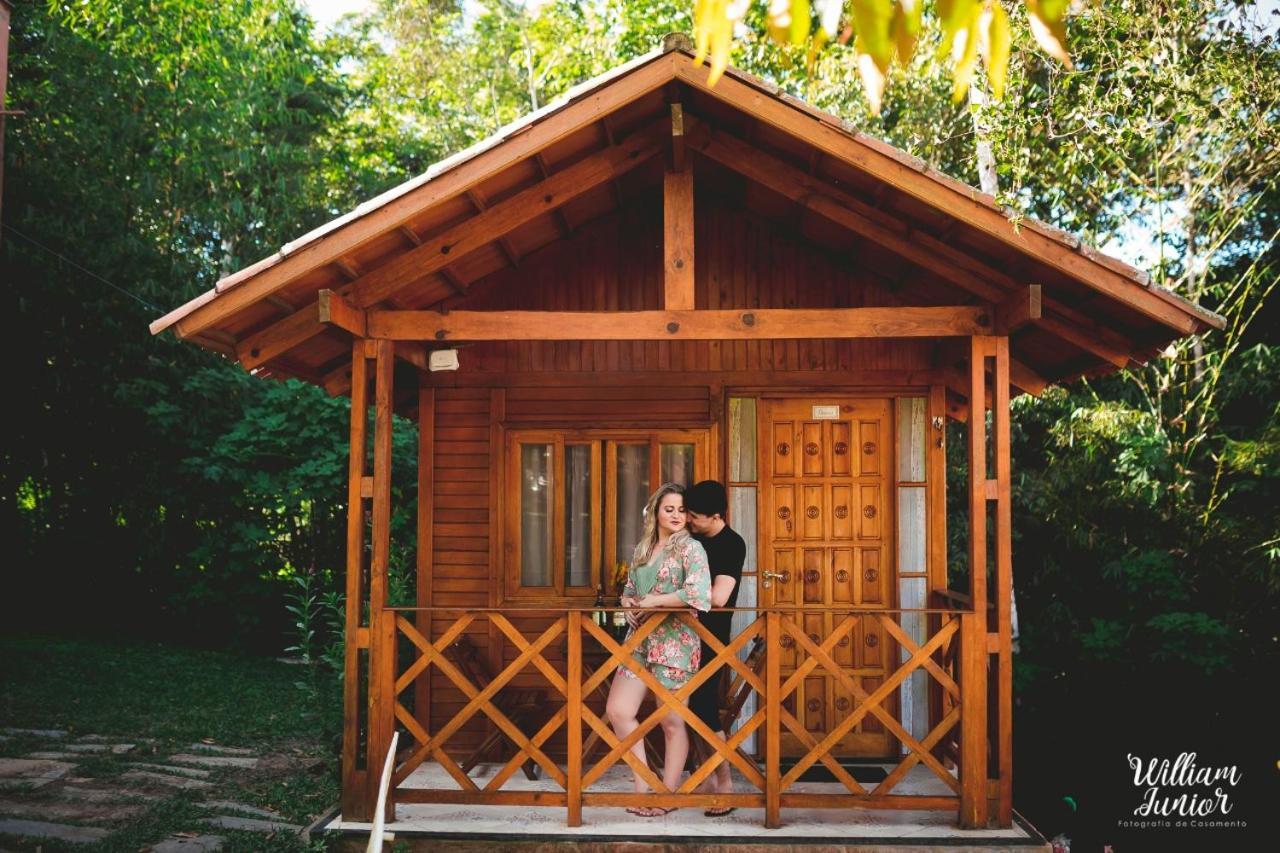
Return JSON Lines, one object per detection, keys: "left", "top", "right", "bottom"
{"left": 503, "top": 428, "right": 710, "bottom": 603}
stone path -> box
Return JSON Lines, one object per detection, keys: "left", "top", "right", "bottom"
{"left": 0, "top": 818, "right": 108, "bottom": 843}
{"left": 130, "top": 762, "right": 212, "bottom": 779}
{"left": 169, "top": 753, "right": 259, "bottom": 769}
{"left": 0, "top": 730, "right": 315, "bottom": 848}
{"left": 2, "top": 728, "right": 69, "bottom": 739}
{"left": 149, "top": 834, "right": 227, "bottom": 852}
{"left": 0, "top": 758, "right": 75, "bottom": 790}
{"left": 121, "top": 769, "right": 215, "bottom": 790}
{"left": 199, "top": 815, "right": 304, "bottom": 833}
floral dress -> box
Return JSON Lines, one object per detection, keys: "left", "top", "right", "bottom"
{"left": 616, "top": 537, "right": 713, "bottom": 691}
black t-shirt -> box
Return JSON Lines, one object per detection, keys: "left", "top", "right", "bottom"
{"left": 695, "top": 524, "right": 747, "bottom": 646}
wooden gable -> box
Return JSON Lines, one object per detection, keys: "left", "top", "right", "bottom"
{"left": 151, "top": 40, "right": 1222, "bottom": 407}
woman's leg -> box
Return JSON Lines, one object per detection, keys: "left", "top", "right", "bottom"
{"left": 606, "top": 671, "right": 652, "bottom": 794}
{"left": 658, "top": 699, "right": 690, "bottom": 795}
{"left": 711, "top": 730, "right": 734, "bottom": 793}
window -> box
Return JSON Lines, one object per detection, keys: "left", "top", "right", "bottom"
{"left": 504, "top": 429, "right": 709, "bottom": 600}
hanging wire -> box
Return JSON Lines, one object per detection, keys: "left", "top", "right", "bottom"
{"left": 2, "top": 221, "right": 167, "bottom": 314}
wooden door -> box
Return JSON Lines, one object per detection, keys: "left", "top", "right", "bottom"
{"left": 760, "top": 398, "right": 897, "bottom": 758}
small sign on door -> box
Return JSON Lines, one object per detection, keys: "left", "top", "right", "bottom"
{"left": 812, "top": 405, "right": 840, "bottom": 419}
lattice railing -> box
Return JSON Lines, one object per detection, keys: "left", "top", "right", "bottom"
{"left": 369, "top": 606, "right": 977, "bottom": 827}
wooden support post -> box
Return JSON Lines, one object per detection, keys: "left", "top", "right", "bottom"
{"left": 959, "top": 336, "right": 990, "bottom": 828}
{"left": 414, "top": 382, "right": 434, "bottom": 738}
{"left": 765, "top": 610, "right": 781, "bottom": 829}
{"left": 993, "top": 337, "right": 1014, "bottom": 827}
{"left": 670, "top": 102, "right": 686, "bottom": 172}
{"left": 927, "top": 383, "right": 948, "bottom": 762}
{"left": 959, "top": 611, "right": 987, "bottom": 828}
{"left": 567, "top": 610, "right": 583, "bottom": 827}
{"left": 366, "top": 339, "right": 396, "bottom": 821}
{"left": 341, "top": 341, "right": 370, "bottom": 820}
{"left": 664, "top": 168, "right": 695, "bottom": 310}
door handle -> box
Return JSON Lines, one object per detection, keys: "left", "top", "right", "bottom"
{"left": 762, "top": 569, "right": 790, "bottom": 589}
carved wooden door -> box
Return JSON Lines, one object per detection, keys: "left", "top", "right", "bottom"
{"left": 759, "top": 398, "right": 897, "bottom": 758}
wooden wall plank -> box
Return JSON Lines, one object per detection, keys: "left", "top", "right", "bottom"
{"left": 443, "top": 195, "right": 940, "bottom": 375}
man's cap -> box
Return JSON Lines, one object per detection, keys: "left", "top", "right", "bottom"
{"left": 684, "top": 480, "right": 728, "bottom": 516}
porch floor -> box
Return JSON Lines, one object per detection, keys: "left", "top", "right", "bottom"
{"left": 325, "top": 762, "right": 1048, "bottom": 849}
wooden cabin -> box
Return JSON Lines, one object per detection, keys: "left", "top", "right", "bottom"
{"left": 151, "top": 37, "right": 1222, "bottom": 840}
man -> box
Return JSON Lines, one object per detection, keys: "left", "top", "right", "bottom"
{"left": 683, "top": 479, "right": 747, "bottom": 815}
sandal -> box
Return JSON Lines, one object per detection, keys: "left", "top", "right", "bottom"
{"left": 704, "top": 806, "right": 736, "bottom": 817}
{"left": 627, "top": 805, "right": 677, "bottom": 817}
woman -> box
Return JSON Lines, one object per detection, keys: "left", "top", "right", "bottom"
{"left": 605, "top": 483, "right": 712, "bottom": 817}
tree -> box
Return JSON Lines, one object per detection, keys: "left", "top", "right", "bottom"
{"left": 3, "top": 0, "right": 385, "bottom": 646}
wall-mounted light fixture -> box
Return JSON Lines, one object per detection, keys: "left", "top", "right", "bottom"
{"left": 429, "top": 348, "right": 460, "bottom": 372}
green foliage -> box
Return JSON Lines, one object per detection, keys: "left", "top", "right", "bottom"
{"left": 4, "top": 0, "right": 1276, "bottom": 735}
{"left": 4, "top": 0, "right": 417, "bottom": 649}
{"left": 0, "top": 636, "right": 338, "bottom": 849}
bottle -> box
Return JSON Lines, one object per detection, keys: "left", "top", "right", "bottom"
{"left": 612, "top": 607, "right": 628, "bottom": 642}
{"left": 593, "top": 584, "right": 607, "bottom": 628}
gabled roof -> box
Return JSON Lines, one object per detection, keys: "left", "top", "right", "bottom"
{"left": 151, "top": 36, "right": 1223, "bottom": 390}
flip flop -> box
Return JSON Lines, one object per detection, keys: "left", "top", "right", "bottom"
{"left": 627, "top": 805, "right": 677, "bottom": 817}
{"left": 704, "top": 806, "right": 736, "bottom": 817}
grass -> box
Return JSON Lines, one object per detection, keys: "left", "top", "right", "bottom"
{"left": 0, "top": 635, "right": 343, "bottom": 851}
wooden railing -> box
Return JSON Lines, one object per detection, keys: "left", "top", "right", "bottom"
{"left": 366, "top": 605, "right": 982, "bottom": 828}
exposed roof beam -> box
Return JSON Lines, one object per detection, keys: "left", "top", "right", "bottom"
{"left": 159, "top": 52, "right": 681, "bottom": 339}
{"left": 235, "top": 119, "right": 670, "bottom": 370}
{"left": 318, "top": 289, "right": 366, "bottom": 337}
{"left": 675, "top": 59, "right": 1202, "bottom": 335}
{"left": 994, "top": 284, "right": 1041, "bottom": 333}
{"left": 946, "top": 389, "right": 971, "bottom": 422}
{"left": 366, "top": 306, "right": 994, "bottom": 341}
{"left": 438, "top": 268, "right": 469, "bottom": 296}
{"left": 322, "top": 341, "right": 432, "bottom": 397}
{"left": 400, "top": 225, "right": 467, "bottom": 294}
{"left": 598, "top": 115, "right": 626, "bottom": 208}
{"left": 465, "top": 188, "right": 522, "bottom": 267}
{"left": 943, "top": 365, "right": 993, "bottom": 410}
{"left": 687, "top": 116, "right": 1138, "bottom": 370}
{"left": 334, "top": 258, "right": 361, "bottom": 281}
{"left": 936, "top": 338, "right": 1050, "bottom": 397}
{"left": 533, "top": 152, "right": 574, "bottom": 237}
{"left": 266, "top": 295, "right": 296, "bottom": 316}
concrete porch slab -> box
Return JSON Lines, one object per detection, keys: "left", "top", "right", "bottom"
{"left": 323, "top": 762, "right": 1049, "bottom": 851}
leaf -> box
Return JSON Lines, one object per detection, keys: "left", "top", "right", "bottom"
{"left": 980, "top": 1, "right": 1012, "bottom": 101}
{"left": 814, "top": 0, "right": 843, "bottom": 38}
{"left": 694, "top": 0, "right": 749, "bottom": 86}
{"left": 856, "top": 35, "right": 889, "bottom": 116}
{"left": 950, "top": 2, "right": 983, "bottom": 101}
{"left": 890, "top": 0, "right": 923, "bottom": 65}
{"left": 765, "top": 0, "right": 791, "bottom": 44}
{"left": 789, "top": 0, "right": 812, "bottom": 46}
{"left": 936, "top": 0, "right": 978, "bottom": 61}
{"left": 1025, "top": 0, "right": 1073, "bottom": 68}
{"left": 850, "top": 0, "right": 895, "bottom": 73}
{"left": 693, "top": 0, "right": 715, "bottom": 66}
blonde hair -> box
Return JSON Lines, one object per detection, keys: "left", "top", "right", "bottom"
{"left": 631, "top": 482, "right": 691, "bottom": 565}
